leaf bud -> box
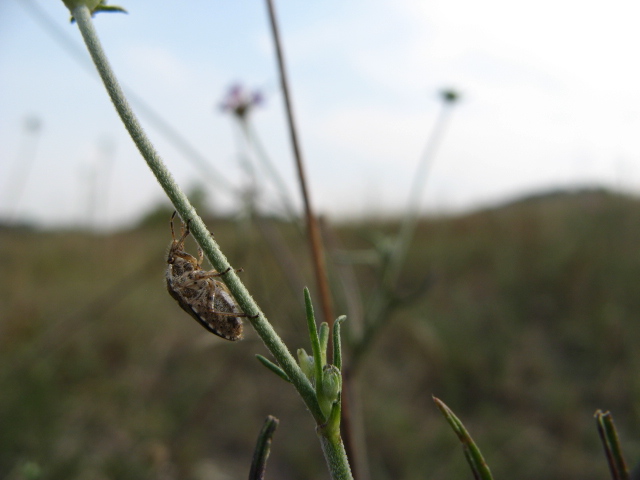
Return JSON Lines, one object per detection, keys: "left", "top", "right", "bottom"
{"left": 297, "top": 348, "right": 315, "bottom": 383}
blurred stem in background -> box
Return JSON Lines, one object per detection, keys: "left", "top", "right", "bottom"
{"left": 5, "top": 116, "right": 43, "bottom": 225}
{"left": 388, "top": 89, "right": 459, "bottom": 286}
{"left": 350, "top": 88, "right": 460, "bottom": 372}
{"left": 335, "top": 89, "right": 459, "bottom": 480}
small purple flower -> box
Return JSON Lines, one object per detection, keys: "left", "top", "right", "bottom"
{"left": 219, "top": 83, "right": 264, "bottom": 120}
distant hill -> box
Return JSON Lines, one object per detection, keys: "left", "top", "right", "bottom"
{"left": 494, "top": 185, "right": 633, "bottom": 210}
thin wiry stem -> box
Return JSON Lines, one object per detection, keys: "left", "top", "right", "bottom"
{"left": 388, "top": 94, "right": 457, "bottom": 285}
{"left": 351, "top": 92, "right": 458, "bottom": 373}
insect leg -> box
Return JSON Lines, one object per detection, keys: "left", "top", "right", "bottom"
{"left": 178, "top": 219, "right": 192, "bottom": 243}
{"left": 170, "top": 211, "right": 177, "bottom": 240}
{"left": 170, "top": 211, "right": 192, "bottom": 243}
{"left": 190, "top": 267, "right": 233, "bottom": 280}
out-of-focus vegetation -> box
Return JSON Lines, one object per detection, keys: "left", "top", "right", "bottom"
{"left": 1, "top": 188, "right": 639, "bottom": 480}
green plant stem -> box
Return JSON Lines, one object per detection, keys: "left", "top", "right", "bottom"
{"left": 71, "top": 6, "right": 353, "bottom": 478}
{"left": 317, "top": 425, "right": 353, "bottom": 480}
{"left": 70, "top": 3, "right": 324, "bottom": 424}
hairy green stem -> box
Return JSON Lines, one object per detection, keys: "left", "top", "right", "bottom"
{"left": 317, "top": 427, "right": 353, "bottom": 480}
{"left": 69, "top": 4, "right": 324, "bottom": 424}
{"left": 70, "top": 5, "right": 353, "bottom": 478}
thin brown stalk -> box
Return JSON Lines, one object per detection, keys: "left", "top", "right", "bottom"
{"left": 264, "top": 0, "right": 335, "bottom": 333}
{"left": 264, "top": 1, "right": 361, "bottom": 477}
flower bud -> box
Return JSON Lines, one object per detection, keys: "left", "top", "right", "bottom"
{"left": 321, "top": 364, "right": 342, "bottom": 404}
{"left": 297, "top": 348, "right": 315, "bottom": 382}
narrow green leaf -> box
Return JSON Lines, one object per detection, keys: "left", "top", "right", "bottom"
{"left": 433, "top": 396, "right": 493, "bottom": 480}
{"left": 248, "top": 415, "right": 279, "bottom": 480}
{"left": 304, "top": 288, "right": 324, "bottom": 394}
{"left": 332, "top": 315, "right": 347, "bottom": 369}
{"left": 595, "top": 410, "right": 630, "bottom": 480}
{"left": 256, "top": 355, "right": 291, "bottom": 383}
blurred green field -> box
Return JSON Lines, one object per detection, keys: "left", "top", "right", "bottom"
{"left": 2, "top": 188, "right": 639, "bottom": 480}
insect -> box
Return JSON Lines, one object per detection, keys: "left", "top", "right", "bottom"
{"left": 166, "top": 212, "right": 246, "bottom": 341}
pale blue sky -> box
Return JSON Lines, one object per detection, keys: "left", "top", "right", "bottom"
{"left": 2, "top": 0, "right": 640, "bottom": 228}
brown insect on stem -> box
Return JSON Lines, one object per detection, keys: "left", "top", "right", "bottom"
{"left": 165, "top": 212, "right": 249, "bottom": 340}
